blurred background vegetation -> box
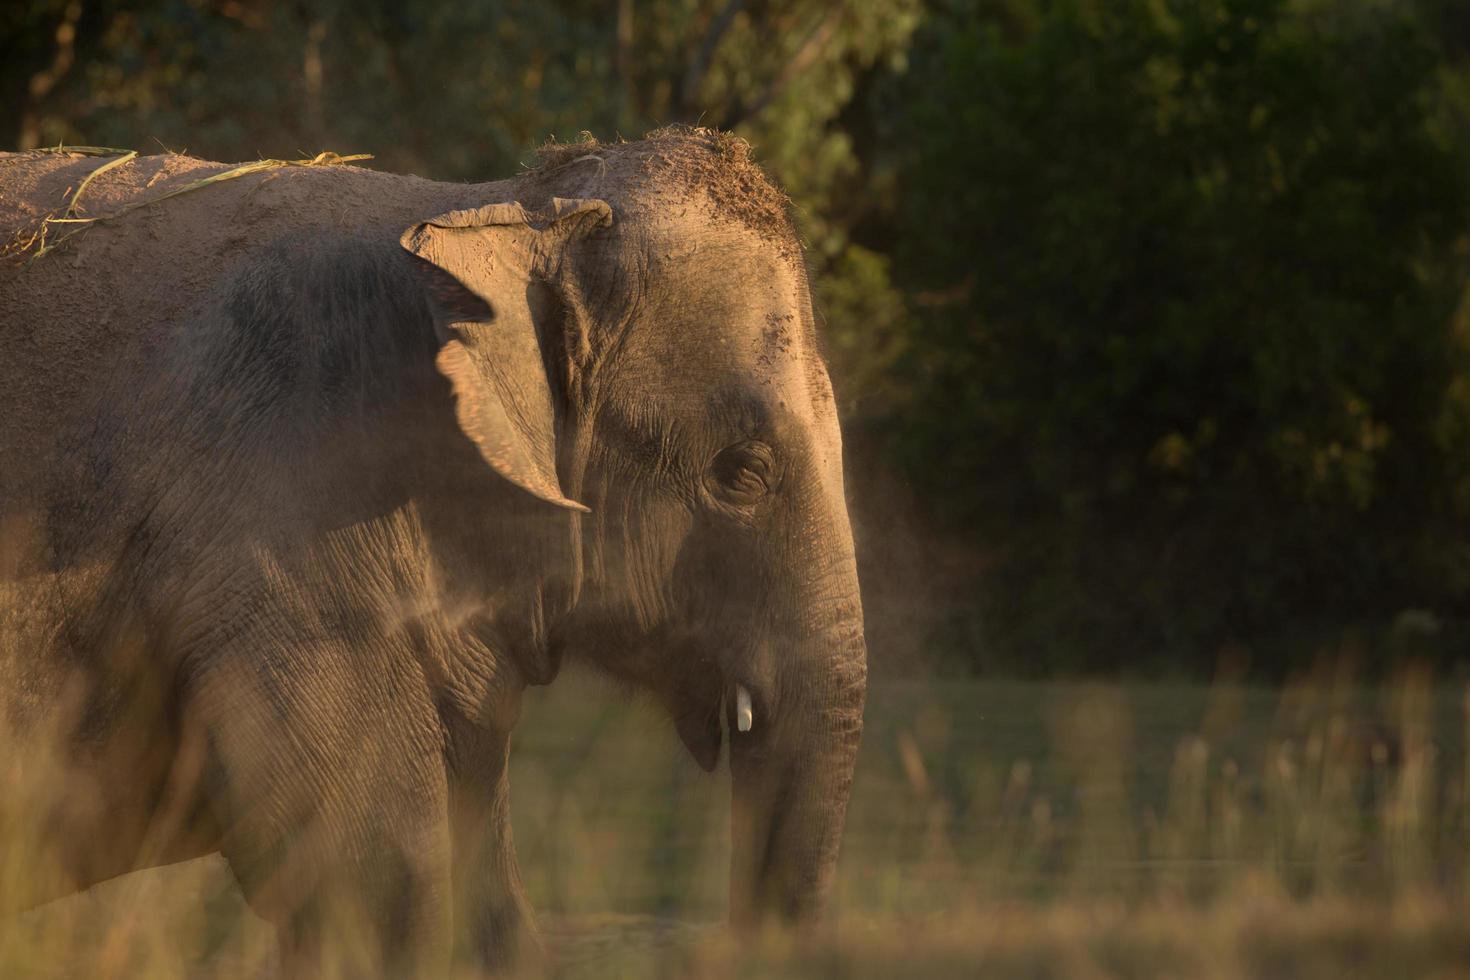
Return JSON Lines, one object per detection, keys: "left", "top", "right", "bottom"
{"left": 8, "top": 0, "right": 1470, "bottom": 680}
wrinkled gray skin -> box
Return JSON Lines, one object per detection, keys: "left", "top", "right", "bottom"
{"left": 0, "top": 132, "right": 865, "bottom": 976}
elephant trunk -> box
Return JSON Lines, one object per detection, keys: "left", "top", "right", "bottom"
{"left": 728, "top": 602, "right": 866, "bottom": 926}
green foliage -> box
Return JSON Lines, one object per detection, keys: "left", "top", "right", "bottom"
{"left": 883, "top": 0, "right": 1470, "bottom": 673}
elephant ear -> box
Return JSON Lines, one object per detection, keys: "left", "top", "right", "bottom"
{"left": 399, "top": 198, "right": 612, "bottom": 511}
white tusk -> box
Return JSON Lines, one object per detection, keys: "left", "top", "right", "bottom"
{"left": 736, "top": 685, "right": 753, "bottom": 733}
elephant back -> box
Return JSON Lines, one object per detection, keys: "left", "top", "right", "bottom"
{"left": 0, "top": 150, "right": 499, "bottom": 509}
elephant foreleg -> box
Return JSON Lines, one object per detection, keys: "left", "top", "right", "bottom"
{"left": 445, "top": 715, "right": 539, "bottom": 974}
{"left": 187, "top": 641, "right": 456, "bottom": 978}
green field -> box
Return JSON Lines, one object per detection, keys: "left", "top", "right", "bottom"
{"left": 7, "top": 668, "right": 1470, "bottom": 977}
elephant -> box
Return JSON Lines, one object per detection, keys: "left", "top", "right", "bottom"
{"left": 0, "top": 128, "right": 866, "bottom": 975}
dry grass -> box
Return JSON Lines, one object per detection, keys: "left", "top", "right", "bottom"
{"left": 6, "top": 663, "right": 1470, "bottom": 977}
{"left": 4, "top": 149, "right": 372, "bottom": 263}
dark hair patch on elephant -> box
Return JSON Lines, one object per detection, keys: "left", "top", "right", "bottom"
{"left": 216, "top": 236, "right": 447, "bottom": 422}
{"left": 530, "top": 126, "right": 797, "bottom": 245}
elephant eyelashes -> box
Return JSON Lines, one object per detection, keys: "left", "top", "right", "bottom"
{"left": 707, "top": 440, "right": 779, "bottom": 506}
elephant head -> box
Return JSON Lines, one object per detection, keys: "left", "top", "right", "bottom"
{"left": 400, "top": 130, "right": 866, "bottom": 926}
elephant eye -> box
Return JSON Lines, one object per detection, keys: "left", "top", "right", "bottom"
{"left": 708, "top": 440, "right": 778, "bottom": 506}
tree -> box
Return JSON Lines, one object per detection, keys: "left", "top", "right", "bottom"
{"left": 883, "top": 0, "right": 1470, "bottom": 673}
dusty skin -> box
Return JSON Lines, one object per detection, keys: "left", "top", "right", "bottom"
{"left": 0, "top": 129, "right": 866, "bottom": 976}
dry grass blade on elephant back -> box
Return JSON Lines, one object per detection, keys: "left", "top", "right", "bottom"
{"left": 7, "top": 144, "right": 138, "bottom": 158}
{"left": 61, "top": 150, "right": 139, "bottom": 219}
{"left": 4, "top": 149, "right": 373, "bottom": 264}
